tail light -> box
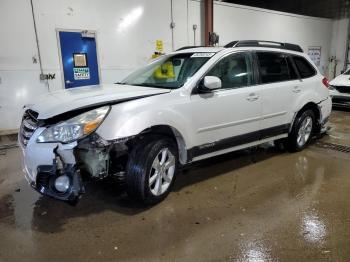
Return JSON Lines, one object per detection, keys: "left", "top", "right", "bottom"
{"left": 322, "top": 77, "right": 330, "bottom": 88}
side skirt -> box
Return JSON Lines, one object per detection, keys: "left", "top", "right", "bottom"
{"left": 187, "top": 124, "right": 290, "bottom": 162}
{"left": 190, "top": 134, "right": 288, "bottom": 163}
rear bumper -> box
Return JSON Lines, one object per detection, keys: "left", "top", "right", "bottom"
{"left": 318, "top": 97, "right": 332, "bottom": 133}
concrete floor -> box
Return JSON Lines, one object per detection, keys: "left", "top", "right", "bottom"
{"left": 1, "top": 110, "right": 350, "bottom": 262}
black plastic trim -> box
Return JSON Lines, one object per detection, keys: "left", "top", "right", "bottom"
{"left": 187, "top": 124, "right": 290, "bottom": 160}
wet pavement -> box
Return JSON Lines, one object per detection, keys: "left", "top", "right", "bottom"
{"left": 1, "top": 110, "right": 350, "bottom": 262}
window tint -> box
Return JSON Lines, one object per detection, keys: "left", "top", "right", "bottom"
{"left": 257, "top": 52, "right": 290, "bottom": 83}
{"left": 206, "top": 53, "right": 253, "bottom": 89}
{"left": 293, "top": 56, "right": 316, "bottom": 78}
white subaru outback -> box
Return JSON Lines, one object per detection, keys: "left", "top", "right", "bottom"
{"left": 19, "top": 40, "right": 332, "bottom": 205}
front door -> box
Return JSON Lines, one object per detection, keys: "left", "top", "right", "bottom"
{"left": 58, "top": 30, "right": 100, "bottom": 88}
{"left": 189, "top": 52, "right": 262, "bottom": 156}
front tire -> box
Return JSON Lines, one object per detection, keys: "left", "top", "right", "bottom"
{"left": 286, "top": 110, "right": 315, "bottom": 152}
{"left": 126, "top": 136, "right": 178, "bottom": 205}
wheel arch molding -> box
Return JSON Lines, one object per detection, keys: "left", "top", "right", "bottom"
{"left": 290, "top": 102, "right": 321, "bottom": 133}
{"left": 137, "top": 125, "right": 189, "bottom": 165}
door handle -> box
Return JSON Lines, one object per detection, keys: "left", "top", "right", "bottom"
{"left": 246, "top": 93, "right": 259, "bottom": 102}
{"left": 293, "top": 86, "right": 301, "bottom": 93}
{"left": 65, "top": 80, "right": 74, "bottom": 84}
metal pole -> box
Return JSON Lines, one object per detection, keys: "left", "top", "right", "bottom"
{"left": 204, "top": 0, "right": 213, "bottom": 46}
{"left": 170, "top": 0, "right": 175, "bottom": 51}
{"left": 30, "top": 0, "right": 49, "bottom": 91}
{"left": 344, "top": 18, "right": 350, "bottom": 73}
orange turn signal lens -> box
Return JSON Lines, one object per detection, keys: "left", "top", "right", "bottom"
{"left": 83, "top": 120, "right": 100, "bottom": 135}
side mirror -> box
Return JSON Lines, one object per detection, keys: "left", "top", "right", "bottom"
{"left": 198, "top": 76, "right": 222, "bottom": 93}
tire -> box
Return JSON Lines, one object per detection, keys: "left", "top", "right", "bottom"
{"left": 285, "top": 109, "right": 315, "bottom": 152}
{"left": 125, "top": 136, "right": 178, "bottom": 205}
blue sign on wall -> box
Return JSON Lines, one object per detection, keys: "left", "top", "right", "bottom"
{"left": 59, "top": 31, "right": 100, "bottom": 88}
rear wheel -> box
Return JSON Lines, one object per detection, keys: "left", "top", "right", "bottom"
{"left": 285, "top": 110, "right": 315, "bottom": 152}
{"left": 126, "top": 136, "right": 178, "bottom": 205}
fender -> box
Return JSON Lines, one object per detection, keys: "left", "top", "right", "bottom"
{"left": 96, "top": 93, "right": 194, "bottom": 149}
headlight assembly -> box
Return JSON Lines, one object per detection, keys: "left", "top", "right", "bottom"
{"left": 37, "top": 106, "right": 110, "bottom": 143}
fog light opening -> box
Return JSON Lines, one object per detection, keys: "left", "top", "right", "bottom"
{"left": 54, "top": 175, "right": 70, "bottom": 193}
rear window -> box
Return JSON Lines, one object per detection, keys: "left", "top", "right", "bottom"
{"left": 256, "top": 52, "right": 293, "bottom": 84}
{"left": 293, "top": 56, "right": 316, "bottom": 78}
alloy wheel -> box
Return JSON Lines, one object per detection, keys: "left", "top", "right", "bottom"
{"left": 297, "top": 116, "right": 313, "bottom": 147}
{"left": 149, "top": 148, "right": 176, "bottom": 196}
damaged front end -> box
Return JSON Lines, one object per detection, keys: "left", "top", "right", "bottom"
{"left": 20, "top": 106, "right": 134, "bottom": 204}
{"left": 25, "top": 133, "right": 133, "bottom": 204}
{"left": 74, "top": 133, "right": 131, "bottom": 185}
{"left": 35, "top": 147, "right": 85, "bottom": 204}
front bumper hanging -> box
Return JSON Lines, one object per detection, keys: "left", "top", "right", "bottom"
{"left": 32, "top": 148, "right": 85, "bottom": 203}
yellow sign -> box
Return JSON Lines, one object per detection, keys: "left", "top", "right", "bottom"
{"left": 156, "top": 40, "right": 163, "bottom": 52}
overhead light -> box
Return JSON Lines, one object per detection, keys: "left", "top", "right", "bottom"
{"left": 117, "top": 7, "right": 143, "bottom": 32}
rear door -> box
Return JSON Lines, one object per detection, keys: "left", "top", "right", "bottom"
{"left": 292, "top": 55, "right": 321, "bottom": 97}
{"left": 255, "top": 51, "right": 300, "bottom": 136}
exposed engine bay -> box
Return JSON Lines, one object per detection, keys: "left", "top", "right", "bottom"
{"left": 32, "top": 133, "right": 134, "bottom": 204}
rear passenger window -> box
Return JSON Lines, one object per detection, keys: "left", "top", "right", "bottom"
{"left": 257, "top": 52, "right": 291, "bottom": 83}
{"left": 292, "top": 56, "right": 316, "bottom": 78}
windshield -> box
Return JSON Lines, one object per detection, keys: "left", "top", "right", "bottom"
{"left": 120, "top": 53, "right": 214, "bottom": 89}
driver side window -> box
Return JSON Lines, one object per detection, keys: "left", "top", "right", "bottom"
{"left": 206, "top": 52, "right": 253, "bottom": 89}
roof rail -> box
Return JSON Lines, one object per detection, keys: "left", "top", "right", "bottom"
{"left": 176, "top": 46, "right": 205, "bottom": 51}
{"left": 224, "top": 40, "right": 303, "bottom": 53}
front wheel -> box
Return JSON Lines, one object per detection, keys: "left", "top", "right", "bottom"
{"left": 285, "top": 110, "right": 315, "bottom": 152}
{"left": 126, "top": 136, "right": 178, "bottom": 205}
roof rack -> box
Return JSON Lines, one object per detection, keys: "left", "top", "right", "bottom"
{"left": 224, "top": 40, "right": 303, "bottom": 53}
{"left": 176, "top": 46, "right": 206, "bottom": 51}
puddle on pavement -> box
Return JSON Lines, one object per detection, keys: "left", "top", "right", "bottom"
{"left": 1, "top": 110, "right": 350, "bottom": 261}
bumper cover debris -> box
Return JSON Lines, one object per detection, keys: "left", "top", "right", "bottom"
{"left": 33, "top": 147, "right": 85, "bottom": 203}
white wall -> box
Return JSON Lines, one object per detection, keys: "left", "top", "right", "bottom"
{"left": 0, "top": 0, "right": 45, "bottom": 133}
{"left": 0, "top": 0, "right": 342, "bottom": 132}
{"left": 0, "top": 0, "right": 193, "bottom": 132}
{"left": 330, "top": 18, "right": 349, "bottom": 77}
{"left": 214, "top": 2, "right": 333, "bottom": 76}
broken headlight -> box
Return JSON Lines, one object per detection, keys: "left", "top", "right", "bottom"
{"left": 37, "top": 106, "right": 110, "bottom": 143}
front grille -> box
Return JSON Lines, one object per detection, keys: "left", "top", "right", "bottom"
{"left": 334, "top": 86, "right": 350, "bottom": 94}
{"left": 20, "top": 109, "right": 39, "bottom": 147}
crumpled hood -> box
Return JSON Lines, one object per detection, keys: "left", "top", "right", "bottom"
{"left": 330, "top": 74, "right": 350, "bottom": 87}
{"left": 27, "top": 84, "right": 170, "bottom": 119}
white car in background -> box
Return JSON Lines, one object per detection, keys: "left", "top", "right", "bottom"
{"left": 330, "top": 69, "right": 350, "bottom": 107}
{"left": 19, "top": 40, "right": 332, "bottom": 205}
